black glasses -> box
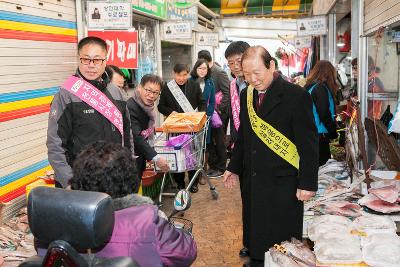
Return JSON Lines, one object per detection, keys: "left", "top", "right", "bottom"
{"left": 143, "top": 87, "right": 161, "bottom": 96}
{"left": 79, "top": 57, "right": 106, "bottom": 66}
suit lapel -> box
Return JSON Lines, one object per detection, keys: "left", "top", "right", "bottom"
{"left": 258, "top": 76, "right": 284, "bottom": 117}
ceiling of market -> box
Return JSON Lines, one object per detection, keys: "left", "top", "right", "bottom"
{"left": 199, "top": 0, "right": 313, "bottom": 18}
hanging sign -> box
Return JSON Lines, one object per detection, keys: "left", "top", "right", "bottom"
{"left": 294, "top": 36, "right": 312, "bottom": 48}
{"left": 167, "top": 3, "right": 198, "bottom": 28}
{"left": 197, "top": 32, "right": 219, "bottom": 47}
{"left": 162, "top": 21, "right": 192, "bottom": 40}
{"left": 296, "top": 16, "right": 327, "bottom": 36}
{"left": 87, "top": 2, "right": 131, "bottom": 29}
{"left": 88, "top": 30, "right": 138, "bottom": 69}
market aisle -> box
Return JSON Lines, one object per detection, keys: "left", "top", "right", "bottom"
{"left": 177, "top": 178, "right": 247, "bottom": 267}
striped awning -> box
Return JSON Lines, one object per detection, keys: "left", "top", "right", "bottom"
{"left": 200, "top": 0, "right": 313, "bottom": 17}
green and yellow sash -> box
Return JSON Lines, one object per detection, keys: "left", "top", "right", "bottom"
{"left": 247, "top": 86, "right": 300, "bottom": 169}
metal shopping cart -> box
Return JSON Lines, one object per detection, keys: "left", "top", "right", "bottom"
{"left": 154, "top": 118, "right": 218, "bottom": 205}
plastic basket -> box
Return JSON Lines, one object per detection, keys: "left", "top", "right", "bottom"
{"left": 169, "top": 217, "right": 193, "bottom": 233}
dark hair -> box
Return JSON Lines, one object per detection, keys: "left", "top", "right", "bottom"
{"left": 197, "top": 50, "right": 212, "bottom": 62}
{"left": 78, "top": 36, "right": 107, "bottom": 53}
{"left": 173, "top": 63, "right": 190, "bottom": 73}
{"left": 272, "top": 57, "right": 279, "bottom": 70}
{"left": 190, "top": 59, "right": 211, "bottom": 80}
{"left": 105, "top": 65, "right": 125, "bottom": 80}
{"left": 224, "top": 41, "right": 250, "bottom": 59}
{"left": 305, "top": 60, "right": 339, "bottom": 99}
{"left": 242, "top": 46, "right": 273, "bottom": 69}
{"left": 140, "top": 74, "right": 162, "bottom": 87}
{"left": 70, "top": 141, "right": 139, "bottom": 199}
{"left": 351, "top": 58, "right": 357, "bottom": 67}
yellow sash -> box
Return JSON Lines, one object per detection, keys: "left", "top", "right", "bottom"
{"left": 247, "top": 86, "right": 300, "bottom": 169}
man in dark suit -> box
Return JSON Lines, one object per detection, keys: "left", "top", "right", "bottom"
{"left": 198, "top": 50, "right": 229, "bottom": 178}
{"left": 158, "top": 63, "right": 206, "bottom": 192}
{"left": 223, "top": 46, "right": 318, "bottom": 267}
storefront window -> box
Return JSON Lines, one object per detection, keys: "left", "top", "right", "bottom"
{"left": 367, "top": 28, "right": 399, "bottom": 120}
{"left": 132, "top": 19, "right": 157, "bottom": 85}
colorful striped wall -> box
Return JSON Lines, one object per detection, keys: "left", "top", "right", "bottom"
{"left": 0, "top": 0, "right": 77, "bottom": 222}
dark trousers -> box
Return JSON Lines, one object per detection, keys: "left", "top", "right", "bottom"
{"left": 173, "top": 170, "right": 196, "bottom": 188}
{"left": 319, "top": 134, "right": 331, "bottom": 166}
{"left": 207, "top": 126, "right": 227, "bottom": 171}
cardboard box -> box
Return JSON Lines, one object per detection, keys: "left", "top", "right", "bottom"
{"left": 162, "top": 112, "right": 206, "bottom": 133}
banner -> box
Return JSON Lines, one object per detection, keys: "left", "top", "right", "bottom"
{"left": 87, "top": 2, "right": 131, "bottom": 29}
{"left": 88, "top": 30, "right": 138, "bottom": 69}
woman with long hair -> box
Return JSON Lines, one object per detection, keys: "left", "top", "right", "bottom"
{"left": 305, "top": 60, "right": 338, "bottom": 166}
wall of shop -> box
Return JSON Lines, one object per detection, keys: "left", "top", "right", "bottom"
{"left": 0, "top": 0, "right": 77, "bottom": 220}
{"left": 364, "top": 0, "right": 400, "bottom": 35}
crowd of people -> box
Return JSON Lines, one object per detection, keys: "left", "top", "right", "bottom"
{"left": 43, "top": 35, "right": 354, "bottom": 266}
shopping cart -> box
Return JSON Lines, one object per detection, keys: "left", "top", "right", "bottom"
{"left": 154, "top": 118, "right": 218, "bottom": 205}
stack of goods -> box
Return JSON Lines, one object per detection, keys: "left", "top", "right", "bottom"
{"left": 308, "top": 213, "right": 400, "bottom": 267}
{"left": 266, "top": 238, "right": 316, "bottom": 267}
{"left": 305, "top": 160, "right": 364, "bottom": 221}
{"left": 0, "top": 208, "right": 35, "bottom": 266}
{"left": 309, "top": 215, "right": 363, "bottom": 265}
{"left": 358, "top": 180, "right": 400, "bottom": 214}
{"left": 161, "top": 112, "right": 206, "bottom": 133}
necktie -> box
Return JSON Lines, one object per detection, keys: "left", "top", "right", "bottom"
{"left": 257, "top": 92, "right": 265, "bottom": 110}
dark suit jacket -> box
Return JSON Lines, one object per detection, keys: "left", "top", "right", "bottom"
{"left": 158, "top": 79, "right": 206, "bottom": 116}
{"left": 126, "top": 98, "right": 157, "bottom": 177}
{"left": 210, "top": 65, "right": 230, "bottom": 119}
{"left": 227, "top": 75, "right": 318, "bottom": 260}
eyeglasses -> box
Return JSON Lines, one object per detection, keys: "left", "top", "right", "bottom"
{"left": 143, "top": 87, "right": 161, "bottom": 96}
{"left": 228, "top": 59, "right": 242, "bottom": 67}
{"left": 79, "top": 57, "right": 106, "bottom": 66}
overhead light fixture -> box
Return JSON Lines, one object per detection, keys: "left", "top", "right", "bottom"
{"left": 337, "top": 35, "right": 345, "bottom": 47}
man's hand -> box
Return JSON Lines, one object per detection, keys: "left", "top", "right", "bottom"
{"left": 296, "top": 189, "right": 315, "bottom": 201}
{"left": 223, "top": 170, "right": 239, "bottom": 189}
{"left": 170, "top": 111, "right": 178, "bottom": 115}
{"left": 65, "top": 185, "right": 71, "bottom": 190}
{"left": 156, "top": 157, "right": 169, "bottom": 172}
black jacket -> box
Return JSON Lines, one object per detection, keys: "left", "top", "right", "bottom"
{"left": 305, "top": 82, "right": 337, "bottom": 138}
{"left": 227, "top": 76, "right": 318, "bottom": 260}
{"left": 210, "top": 65, "right": 230, "bottom": 119}
{"left": 157, "top": 79, "right": 206, "bottom": 116}
{"left": 47, "top": 72, "right": 133, "bottom": 188}
{"left": 126, "top": 97, "right": 157, "bottom": 177}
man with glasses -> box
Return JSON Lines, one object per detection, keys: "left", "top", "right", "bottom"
{"left": 127, "top": 74, "right": 169, "bottom": 180}
{"left": 47, "top": 36, "right": 134, "bottom": 188}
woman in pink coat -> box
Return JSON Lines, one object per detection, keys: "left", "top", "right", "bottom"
{"left": 69, "top": 141, "right": 197, "bottom": 267}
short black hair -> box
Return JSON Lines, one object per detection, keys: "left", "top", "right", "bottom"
{"left": 197, "top": 50, "right": 212, "bottom": 62}
{"left": 105, "top": 65, "right": 125, "bottom": 80}
{"left": 173, "top": 63, "right": 190, "bottom": 73}
{"left": 190, "top": 59, "right": 211, "bottom": 80}
{"left": 224, "top": 41, "right": 250, "bottom": 59}
{"left": 70, "top": 141, "right": 139, "bottom": 199}
{"left": 140, "top": 74, "right": 162, "bottom": 88}
{"left": 78, "top": 36, "right": 107, "bottom": 53}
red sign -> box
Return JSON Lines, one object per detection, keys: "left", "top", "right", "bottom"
{"left": 88, "top": 30, "right": 138, "bottom": 69}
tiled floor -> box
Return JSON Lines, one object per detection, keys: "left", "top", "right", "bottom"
{"left": 160, "top": 177, "right": 248, "bottom": 267}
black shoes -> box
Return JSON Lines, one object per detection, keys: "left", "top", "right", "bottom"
{"left": 239, "top": 247, "right": 249, "bottom": 257}
{"left": 190, "top": 185, "right": 198, "bottom": 193}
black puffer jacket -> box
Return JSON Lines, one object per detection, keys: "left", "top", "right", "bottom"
{"left": 47, "top": 71, "right": 134, "bottom": 187}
